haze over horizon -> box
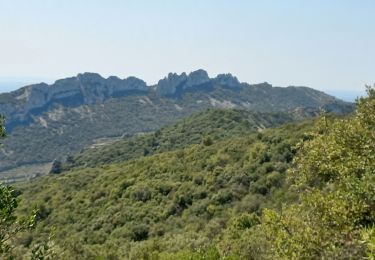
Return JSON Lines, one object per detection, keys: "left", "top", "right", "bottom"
{"left": 1, "top": 0, "right": 374, "bottom": 100}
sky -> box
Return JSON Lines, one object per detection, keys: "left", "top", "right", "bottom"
{"left": 0, "top": 0, "right": 374, "bottom": 100}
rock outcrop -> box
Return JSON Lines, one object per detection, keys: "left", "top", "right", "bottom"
{"left": 213, "top": 73, "right": 241, "bottom": 88}
{"left": 156, "top": 72, "right": 188, "bottom": 96}
{"left": 0, "top": 73, "right": 147, "bottom": 128}
{"left": 156, "top": 69, "right": 213, "bottom": 96}
{"left": 155, "top": 70, "right": 242, "bottom": 96}
{"left": 0, "top": 69, "right": 355, "bottom": 173}
{"left": 183, "top": 69, "right": 210, "bottom": 89}
{"left": 0, "top": 69, "right": 354, "bottom": 134}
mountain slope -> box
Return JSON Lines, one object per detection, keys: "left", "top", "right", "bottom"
{"left": 62, "top": 109, "right": 297, "bottom": 171}
{"left": 0, "top": 70, "right": 354, "bottom": 174}
{"left": 15, "top": 110, "right": 316, "bottom": 259}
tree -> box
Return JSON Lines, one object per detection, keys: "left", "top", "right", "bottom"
{"left": 255, "top": 87, "right": 375, "bottom": 259}
{"left": 0, "top": 117, "right": 54, "bottom": 259}
{"left": 49, "top": 159, "right": 62, "bottom": 174}
{"left": 0, "top": 117, "right": 33, "bottom": 257}
{"left": 0, "top": 184, "right": 29, "bottom": 256}
{"left": 0, "top": 116, "right": 5, "bottom": 140}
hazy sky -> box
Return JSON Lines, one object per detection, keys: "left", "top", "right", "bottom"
{"left": 0, "top": 0, "right": 374, "bottom": 96}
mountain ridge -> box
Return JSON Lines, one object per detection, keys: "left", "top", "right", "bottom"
{"left": 0, "top": 69, "right": 355, "bottom": 175}
{"left": 0, "top": 69, "right": 351, "bottom": 131}
{"left": 61, "top": 108, "right": 299, "bottom": 172}
{"left": 15, "top": 110, "right": 315, "bottom": 258}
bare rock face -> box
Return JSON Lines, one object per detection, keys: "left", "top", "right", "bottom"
{"left": 183, "top": 69, "right": 210, "bottom": 89}
{"left": 0, "top": 73, "right": 148, "bottom": 129}
{"left": 107, "top": 76, "right": 148, "bottom": 96}
{"left": 0, "top": 69, "right": 356, "bottom": 173}
{"left": 156, "top": 72, "right": 188, "bottom": 96}
{"left": 77, "top": 73, "right": 107, "bottom": 104}
{"left": 156, "top": 69, "right": 210, "bottom": 95}
{"left": 155, "top": 70, "right": 243, "bottom": 96}
{"left": 0, "top": 69, "right": 355, "bottom": 134}
{"left": 214, "top": 73, "right": 241, "bottom": 88}
{"left": 48, "top": 77, "right": 82, "bottom": 102}
{"left": 0, "top": 83, "right": 49, "bottom": 124}
{"left": 22, "top": 83, "right": 50, "bottom": 111}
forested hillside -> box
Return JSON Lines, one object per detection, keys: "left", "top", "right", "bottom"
{"left": 5, "top": 87, "right": 372, "bottom": 259}
{"left": 62, "top": 109, "right": 297, "bottom": 171}
{"left": 13, "top": 110, "right": 314, "bottom": 258}
{"left": 0, "top": 70, "right": 354, "bottom": 176}
{"left": 1, "top": 1, "right": 371, "bottom": 259}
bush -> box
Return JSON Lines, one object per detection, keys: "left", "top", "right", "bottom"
{"left": 130, "top": 224, "right": 149, "bottom": 241}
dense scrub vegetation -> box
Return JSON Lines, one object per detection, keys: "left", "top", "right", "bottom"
{"left": 181, "top": 87, "right": 374, "bottom": 259}
{"left": 248, "top": 87, "right": 375, "bottom": 259}
{"left": 0, "top": 116, "right": 54, "bottom": 259}
{"left": 1, "top": 80, "right": 353, "bottom": 173}
{"left": 14, "top": 110, "right": 314, "bottom": 258}
{"left": 3, "top": 87, "right": 372, "bottom": 259}
{"left": 1, "top": 94, "right": 192, "bottom": 172}
{"left": 0, "top": 116, "right": 5, "bottom": 140}
{"left": 63, "top": 109, "right": 296, "bottom": 170}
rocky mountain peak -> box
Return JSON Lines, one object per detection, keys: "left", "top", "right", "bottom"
{"left": 184, "top": 69, "right": 210, "bottom": 89}
{"left": 107, "top": 76, "right": 147, "bottom": 96}
{"left": 0, "top": 73, "right": 149, "bottom": 127}
{"left": 156, "top": 72, "right": 188, "bottom": 96}
{"left": 155, "top": 69, "right": 244, "bottom": 96}
{"left": 0, "top": 70, "right": 355, "bottom": 134}
{"left": 214, "top": 73, "right": 241, "bottom": 88}
{"left": 77, "top": 72, "right": 105, "bottom": 82}
{"left": 156, "top": 69, "right": 211, "bottom": 95}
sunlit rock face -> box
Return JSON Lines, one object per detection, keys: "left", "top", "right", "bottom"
{"left": 0, "top": 70, "right": 356, "bottom": 172}
{"left": 213, "top": 73, "right": 241, "bottom": 88}
{"left": 0, "top": 69, "right": 354, "bottom": 134}
{"left": 155, "top": 69, "right": 211, "bottom": 96}
{"left": 0, "top": 73, "right": 148, "bottom": 128}
{"left": 183, "top": 69, "right": 210, "bottom": 89}
{"left": 156, "top": 72, "right": 188, "bottom": 96}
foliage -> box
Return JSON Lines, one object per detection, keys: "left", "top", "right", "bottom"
{"left": 62, "top": 109, "right": 296, "bottom": 171}
{"left": 50, "top": 160, "right": 62, "bottom": 174}
{"left": 0, "top": 119, "right": 25, "bottom": 258}
{"left": 223, "top": 87, "right": 375, "bottom": 259}
{"left": 0, "top": 116, "right": 5, "bottom": 140}
{"left": 0, "top": 93, "right": 191, "bottom": 172}
{"left": 0, "top": 118, "right": 46, "bottom": 259}
{"left": 8, "top": 84, "right": 366, "bottom": 259}
{"left": 0, "top": 184, "right": 24, "bottom": 256}
{"left": 15, "top": 111, "right": 314, "bottom": 259}
{"left": 0, "top": 81, "right": 354, "bottom": 174}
